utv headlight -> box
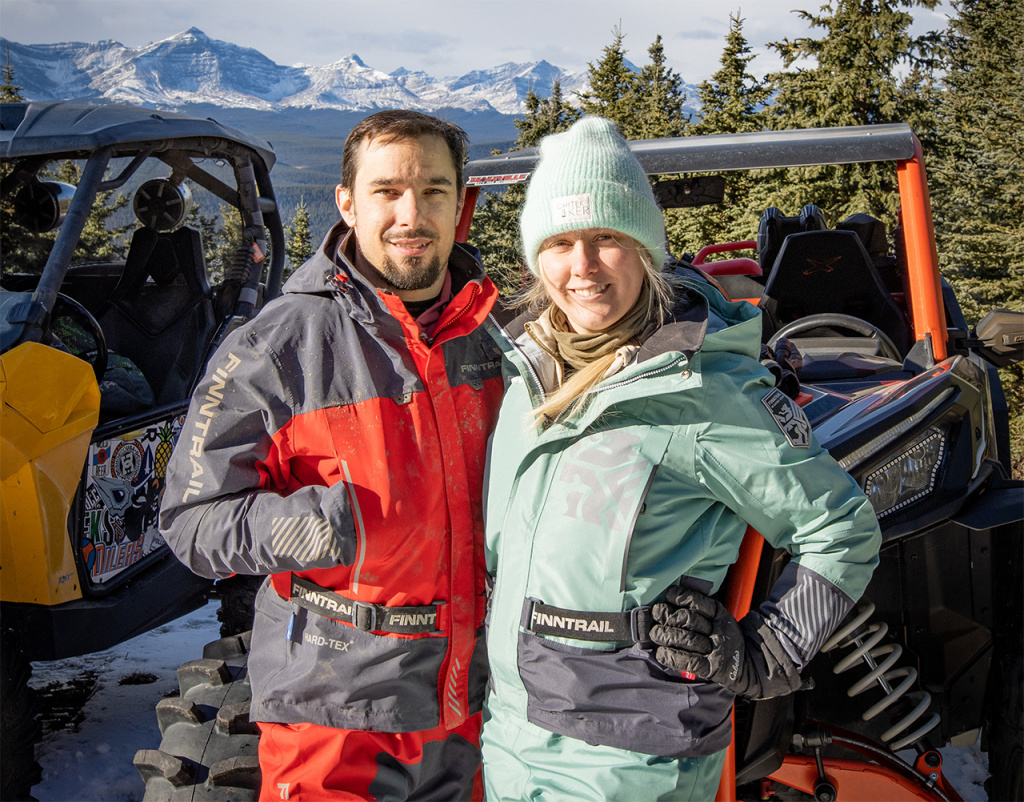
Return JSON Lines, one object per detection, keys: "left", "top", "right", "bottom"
{"left": 863, "top": 428, "right": 946, "bottom": 517}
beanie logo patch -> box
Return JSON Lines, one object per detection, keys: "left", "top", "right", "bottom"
{"left": 551, "top": 193, "right": 593, "bottom": 226}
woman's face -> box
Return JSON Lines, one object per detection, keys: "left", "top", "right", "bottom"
{"left": 538, "top": 229, "right": 646, "bottom": 335}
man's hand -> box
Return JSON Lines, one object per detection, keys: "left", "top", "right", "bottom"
{"left": 649, "top": 587, "right": 803, "bottom": 699}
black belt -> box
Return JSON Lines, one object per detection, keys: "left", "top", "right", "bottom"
{"left": 525, "top": 599, "right": 655, "bottom": 644}
{"left": 291, "top": 575, "right": 440, "bottom": 634}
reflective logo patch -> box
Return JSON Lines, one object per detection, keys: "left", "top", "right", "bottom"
{"left": 551, "top": 193, "right": 593, "bottom": 225}
{"left": 761, "top": 387, "right": 812, "bottom": 449}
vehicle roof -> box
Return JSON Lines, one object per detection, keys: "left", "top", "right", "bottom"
{"left": 0, "top": 102, "right": 276, "bottom": 169}
{"left": 463, "top": 123, "right": 917, "bottom": 186}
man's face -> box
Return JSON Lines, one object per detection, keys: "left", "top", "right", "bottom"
{"left": 336, "top": 134, "right": 465, "bottom": 300}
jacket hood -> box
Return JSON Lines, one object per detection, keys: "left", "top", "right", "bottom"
{"left": 665, "top": 275, "right": 763, "bottom": 362}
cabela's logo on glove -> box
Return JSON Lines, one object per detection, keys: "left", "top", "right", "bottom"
{"left": 729, "top": 650, "right": 741, "bottom": 682}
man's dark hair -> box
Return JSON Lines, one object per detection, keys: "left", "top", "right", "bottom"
{"left": 341, "top": 110, "right": 469, "bottom": 192}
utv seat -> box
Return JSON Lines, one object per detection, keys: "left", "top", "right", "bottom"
{"left": 99, "top": 226, "right": 216, "bottom": 407}
{"left": 758, "top": 229, "right": 911, "bottom": 356}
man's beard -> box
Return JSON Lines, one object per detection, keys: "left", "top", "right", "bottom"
{"left": 371, "top": 227, "right": 445, "bottom": 291}
{"left": 373, "top": 251, "right": 445, "bottom": 291}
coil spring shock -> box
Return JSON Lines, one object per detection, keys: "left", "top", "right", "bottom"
{"left": 820, "top": 601, "right": 941, "bottom": 751}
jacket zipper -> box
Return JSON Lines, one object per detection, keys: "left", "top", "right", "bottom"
{"left": 424, "top": 283, "right": 479, "bottom": 346}
{"left": 493, "top": 313, "right": 547, "bottom": 405}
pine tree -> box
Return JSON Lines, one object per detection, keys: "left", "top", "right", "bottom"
{"left": 1, "top": 46, "right": 24, "bottom": 103}
{"left": 692, "top": 15, "right": 770, "bottom": 137}
{"left": 931, "top": 0, "right": 1024, "bottom": 474}
{"left": 669, "top": 14, "right": 772, "bottom": 257}
{"left": 578, "top": 25, "right": 639, "bottom": 134}
{"left": 207, "top": 210, "right": 248, "bottom": 286}
{"left": 628, "top": 36, "right": 688, "bottom": 140}
{"left": 285, "top": 199, "right": 313, "bottom": 279}
{"left": 765, "top": 0, "right": 943, "bottom": 227}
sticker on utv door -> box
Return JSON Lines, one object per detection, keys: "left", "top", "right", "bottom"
{"left": 761, "top": 388, "right": 812, "bottom": 448}
{"left": 80, "top": 416, "right": 184, "bottom": 585}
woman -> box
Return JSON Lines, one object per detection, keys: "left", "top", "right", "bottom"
{"left": 480, "top": 117, "right": 881, "bottom": 800}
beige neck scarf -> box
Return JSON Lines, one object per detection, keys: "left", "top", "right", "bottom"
{"left": 544, "top": 281, "right": 653, "bottom": 372}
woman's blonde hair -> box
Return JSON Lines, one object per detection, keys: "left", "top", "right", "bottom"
{"left": 517, "top": 238, "right": 676, "bottom": 425}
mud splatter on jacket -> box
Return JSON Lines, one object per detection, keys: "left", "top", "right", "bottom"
{"left": 160, "top": 220, "right": 504, "bottom": 732}
{"left": 482, "top": 276, "right": 881, "bottom": 758}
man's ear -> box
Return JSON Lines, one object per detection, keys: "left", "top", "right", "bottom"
{"left": 336, "top": 184, "right": 356, "bottom": 226}
{"left": 455, "top": 186, "right": 466, "bottom": 221}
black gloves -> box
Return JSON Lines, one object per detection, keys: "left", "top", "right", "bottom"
{"left": 649, "top": 587, "right": 804, "bottom": 700}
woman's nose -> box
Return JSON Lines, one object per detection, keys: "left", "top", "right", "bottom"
{"left": 569, "top": 240, "right": 596, "bottom": 275}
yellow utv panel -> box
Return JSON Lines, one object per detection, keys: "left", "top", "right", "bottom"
{"left": 0, "top": 342, "right": 100, "bottom": 605}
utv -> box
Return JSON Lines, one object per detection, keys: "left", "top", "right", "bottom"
{"left": 133, "top": 123, "right": 1021, "bottom": 802}
{"left": 0, "top": 101, "right": 285, "bottom": 800}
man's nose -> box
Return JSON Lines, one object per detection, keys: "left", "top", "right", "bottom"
{"left": 394, "top": 190, "right": 424, "bottom": 226}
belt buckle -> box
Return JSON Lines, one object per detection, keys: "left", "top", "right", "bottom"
{"left": 353, "top": 600, "right": 378, "bottom": 632}
{"left": 630, "top": 606, "right": 652, "bottom": 644}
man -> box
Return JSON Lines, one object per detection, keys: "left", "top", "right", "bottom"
{"left": 160, "top": 110, "right": 504, "bottom": 801}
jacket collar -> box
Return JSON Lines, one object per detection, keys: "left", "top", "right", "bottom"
{"left": 282, "top": 220, "right": 496, "bottom": 338}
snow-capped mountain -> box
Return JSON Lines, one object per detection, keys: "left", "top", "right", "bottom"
{"left": 0, "top": 27, "right": 596, "bottom": 115}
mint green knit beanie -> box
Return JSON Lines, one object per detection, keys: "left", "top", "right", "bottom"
{"left": 520, "top": 116, "right": 666, "bottom": 275}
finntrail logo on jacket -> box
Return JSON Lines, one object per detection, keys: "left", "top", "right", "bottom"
{"left": 531, "top": 609, "right": 616, "bottom": 634}
{"left": 182, "top": 351, "right": 242, "bottom": 502}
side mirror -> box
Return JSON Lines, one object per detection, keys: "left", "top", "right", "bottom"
{"left": 12, "top": 181, "right": 76, "bottom": 233}
{"left": 974, "top": 309, "right": 1024, "bottom": 367}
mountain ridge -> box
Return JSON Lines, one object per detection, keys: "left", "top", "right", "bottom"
{"left": 1, "top": 27, "right": 692, "bottom": 116}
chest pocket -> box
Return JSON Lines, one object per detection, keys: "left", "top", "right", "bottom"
{"left": 526, "top": 425, "right": 673, "bottom": 605}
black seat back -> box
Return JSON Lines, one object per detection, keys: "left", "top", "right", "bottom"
{"left": 758, "top": 229, "right": 910, "bottom": 354}
{"left": 100, "top": 226, "right": 215, "bottom": 405}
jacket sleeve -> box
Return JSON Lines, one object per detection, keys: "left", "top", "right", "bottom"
{"left": 159, "top": 323, "right": 357, "bottom": 579}
{"left": 691, "top": 372, "right": 881, "bottom": 672}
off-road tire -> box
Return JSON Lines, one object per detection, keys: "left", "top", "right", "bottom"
{"left": 134, "top": 631, "right": 260, "bottom": 801}
{"left": 987, "top": 652, "right": 1024, "bottom": 802}
{"left": 214, "top": 575, "right": 262, "bottom": 638}
{"left": 0, "top": 638, "right": 42, "bottom": 801}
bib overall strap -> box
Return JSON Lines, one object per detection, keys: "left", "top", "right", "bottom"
{"left": 525, "top": 599, "right": 655, "bottom": 644}
{"left": 291, "top": 575, "right": 441, "bottom": 634}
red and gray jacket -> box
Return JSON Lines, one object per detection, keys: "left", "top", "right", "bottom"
{"left": 159, "top": 220, "right": 504, "bottom": 733}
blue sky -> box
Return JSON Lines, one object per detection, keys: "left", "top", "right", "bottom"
{"left": 1, "top": 0, "right": 952, "bottom": 84}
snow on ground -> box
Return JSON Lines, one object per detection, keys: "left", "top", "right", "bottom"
{"left": 30, "top": 602, "right": 221, "bottom": 802}
{"left": 29, "top": 601, "right": 991, "bottom": 801}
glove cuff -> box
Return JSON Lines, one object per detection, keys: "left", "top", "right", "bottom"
{"left": 739, "top": 611, "right": 804, "bottom": 699}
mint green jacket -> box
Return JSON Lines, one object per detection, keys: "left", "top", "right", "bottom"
{"left": 482, "top": 276, "right": 881, "bottom": 758}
